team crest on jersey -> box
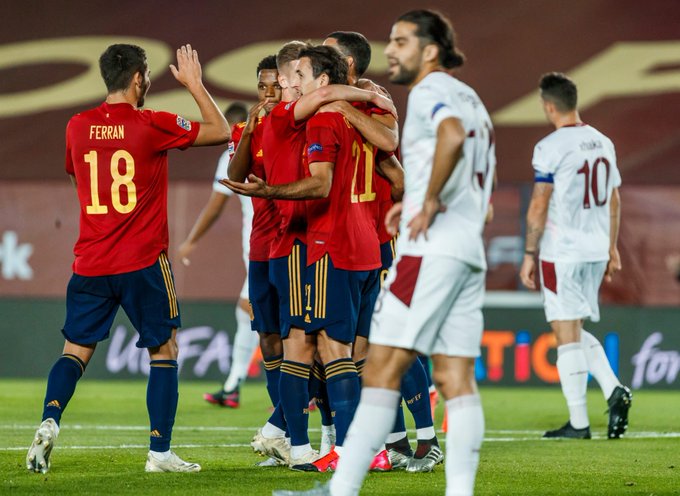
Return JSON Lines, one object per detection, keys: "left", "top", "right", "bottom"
{"left": 176, "top": 116, "right": 192, "bottom": 131}
{"left": 308, "top": 143, "right": 323, "bottom": 154}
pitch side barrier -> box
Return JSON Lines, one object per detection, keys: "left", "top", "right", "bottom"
{"left": 1, "top": 296, "right": 678, "bottom": 390}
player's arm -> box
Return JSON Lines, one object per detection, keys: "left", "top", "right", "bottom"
{"left": 293, "top": 85, "right": 396, "bottom": 123}
{"left": 228, "top": 102, "right": 267, "bottom": 182}
{"left": 220, "top": 163, "right": 333, "bottom": 200}
{"left": 376, "top": 155, "right": 404, "bottom": 202}
{"left": 519, "top": 181, "right": 554, "bottom": 290}
{"left": 178, "top": 191, "right": 230, "bottom": 265}
{"left": 605, "top": 187, "right": 622, "bottom": 282}
{"left": 69, "top": 174, "right": 77, "bottom": 188}
{"left": 319, "top": 101, "right": 398, "bottom": 152}
{"left": 170, "top": 44, "right": 230, "bottom": 146}
{"left": 408, "top": 117, "right": 465, "bottom": 241}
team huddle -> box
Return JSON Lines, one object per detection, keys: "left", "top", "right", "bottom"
{"left": 25, "top": 8, "right": 632, "bottom": 496}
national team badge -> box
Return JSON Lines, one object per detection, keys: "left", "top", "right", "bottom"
{"left": 308, "top": 143, "right": 323, "bottom": 154}
{"left": 176, "top": 116, "right": 192, "bottom": 131}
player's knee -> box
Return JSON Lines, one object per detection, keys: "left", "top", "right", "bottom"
{"left": 259, "top": 333, "right": 282, "bottom": 356}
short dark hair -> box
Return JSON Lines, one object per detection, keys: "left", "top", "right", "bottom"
{"left": 257, "top": 55, "right": 278, "bottom": 76}
{"left": 224, "top": 101, "right": 248, "bottom": 124}
{"left": 397, "top": 9, "right": 465, "bottom": 69}
{"left": 298, "top": 45, "right": 348, "bottom": 85}
{"left": 539, "top": 72, "right": 578, "bottom": 111}
{"left": 99, "top": 44, "right": 147, "bottom": 93}
{"left": 276, "top": 41, "right": 308, "bottom": 69}
{"left": 325, "top": 31, "right": 371, "bottom": 78}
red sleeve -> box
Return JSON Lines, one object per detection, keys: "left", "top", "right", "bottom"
{"left": 148, "top": 110, "right": 200, "bottom": 151}
{"left": 351, "top": 101, "right": 391, "bottom": 117}
{"left": 306, "top": 114, "right": 340, "bottom": 164}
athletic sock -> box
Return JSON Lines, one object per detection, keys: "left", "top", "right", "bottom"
{"left": 556, "top": 343, "right": 589, "bottom": 429}
{"left": 402, "top": 358, "right": 435, "bottom": 436}
{"left": 309, "top": 361, "right": 334, "bottom": 426}
{"left": 42, "top": 354, "right": 86, "bottom": 425}
{"left": 325, "top": 358, "right": 360, "bottom": 447}
{"left": 279, "top": 360, "right": 311, "bottom": 447}
{"left": 330, "top": 388, "right": 401, "bottom": 496}
{"left": 223, "top": 306, "right": 258, "bottom": 392}
{"left": 147, "top": 359, "right": 179, "bottom": 452}
{"left": 263, "top": 353, "right": 283, "bottom": 406}
{"left": 445, "top": 394, "right": 484, "bottom": 496}
{"left": 581, "top": 329, "right": 621, "bottom": 401}
{"left": 354, "top": 358, "right": 366, "bottom": 378}
{"left": 261, "top": 420, "right": 286, "bottom": 439}
{"left": 385, "top": 432, "right": 412, "bottom": 456}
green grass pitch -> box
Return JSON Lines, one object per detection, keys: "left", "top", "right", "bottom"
{"left": 1, "top": 379, "right": 678, "bottom": 495}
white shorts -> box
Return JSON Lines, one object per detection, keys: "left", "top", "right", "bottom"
{"left": 539, "top": 259, "right": 606, "bottom": 323}
{"left": 369, "top": 254, "right": 485, "bottom": 357}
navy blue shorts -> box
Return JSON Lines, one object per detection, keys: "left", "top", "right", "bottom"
{"left": 62, "top": 253, "right": 180, "bottom": 349}
{"left": 380, "top": 236, "right": 398, "bottom": 288}
{"left": 268, "top": 241, "right": 307, "bottom": 338}
{"left": 305, "top": 254, "right": 380, "bottom": 343}
{"left": 248, "top": 260, "right": 279, "bottom": 334}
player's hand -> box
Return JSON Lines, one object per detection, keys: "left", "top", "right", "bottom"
{"left": 605, "top": 247, "right": 622, "bottom": 283}
{"left": 244, "top": 100, "right": 268, "bottom": 134}
{"left": 177, "top": 240, "right": 196, "bottom": 267}
{"left": 519, "top": 255, "right": 537, "bottom": 290}
{"left": 371, "top": 93, "right": 398, "bottom": 120}
{"left": 219, "top": 174, "right": 271, "bottom": 198}
{"left": 407, "top": 198, "right": 445, "bottom": 241}
{"left": 385, "top": 202, "right": 403, "bottom": 236}
{"left": 169, "top": 44, "right": 203, "bottom": 89}
{"left": 357, "top": 79, "right": 391, "bottom": 100}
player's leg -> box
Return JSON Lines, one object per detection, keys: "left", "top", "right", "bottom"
{"left": 400, "top": 357, "right": 438, "bottom": 469}
{"left": 431, "top": 259, "right": 486, "bottom": 494}
{"left": 540, "top": 260, "right": 591, "bottom": 438}
{"left": 329, "top": 344, "right": 416, "bottom": 494}
{"left": 27, "top": 273, "right": 116, "bottom": 474}
{"left": 432, "top": 355, "right": 483, "bottom": 496}
{"left": 579, "top": 261, "right": 631, "bottom": 438}
{"left": 123, "top": 253, "right": 200, "bottom": 472}
{"left": 308, "top": 358, "right": 335, "bottom": 455}
{"left": 204, "top": 293, "right": 258, "bottom": 407}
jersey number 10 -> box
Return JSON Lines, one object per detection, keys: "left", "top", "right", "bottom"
{"left": 84, "top": 150, "right": 137, "bottom": 214}
{"left": 577, "top": 157, "right": 610, "bottom": 209}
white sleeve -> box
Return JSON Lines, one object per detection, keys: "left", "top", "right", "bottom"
{"left": 531, "top": 139, "right": 558, "bottom": 182}
{"left": 212, "top": 148, "right": 234, "bottom": 196}
{"left": 414, "top": 82, "right": 463, "bottom": 132}
{"left": 607, "top": 140, "right": 622, "bottom": 188}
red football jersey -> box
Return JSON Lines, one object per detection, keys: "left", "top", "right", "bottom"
{"left": 231, "top": 117, "right": 280, "bottom": 262}
{"left": 65, "top": 102, "right": 199, "bottom": 276}
{"left": 305, "top": 112, "right": 381, "bottom": 271}
{"left": 262, "top": 101, "right": 308, "bottom": 259}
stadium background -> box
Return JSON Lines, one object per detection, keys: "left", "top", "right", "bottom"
{"left": 1, "top": 0, "right": 678, "bottom": 389}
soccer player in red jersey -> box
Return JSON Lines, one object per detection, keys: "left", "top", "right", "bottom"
{"left": 26, "top": 43, "right": 229, "bottom": 475}
{"left": 225, "top": 44, "right": 389, "bottom": 472}
{"left": 223, "top": 41, "right": 397, "bottom": 468}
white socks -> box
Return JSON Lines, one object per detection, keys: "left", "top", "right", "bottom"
{"left": 261, "top": 422, "right": 286, "bottom": 439}
{"left": 445, "top": 394, "right": 484, "bottom": 496}
{"left": 223, "top": 305, "right": 259, "bottom": 392}
{"left": 330, "top": 387, "right": 401, "bottom": 496}
{"left": 581, "top": 329, "right": 621, "bottom": 401}
{"left": 556, "top": 343, "right": 589, "bottom": 429}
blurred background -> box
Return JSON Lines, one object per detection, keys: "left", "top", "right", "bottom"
{"left": 1, "top": 0, "right": 678, "bottom": 388}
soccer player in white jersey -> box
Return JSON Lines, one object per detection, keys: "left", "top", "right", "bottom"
{"left": 519, "top": 72, "right": 632, "bottom": 439}
{"left": 274, "top": 9, "right": 495, "bottom": 496}
{"left": 178, "top": 102, "right": 259, "bottom": 408}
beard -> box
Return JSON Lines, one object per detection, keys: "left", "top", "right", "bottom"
{"left": 388, "top": 62, "right": 419, "bottom": 86}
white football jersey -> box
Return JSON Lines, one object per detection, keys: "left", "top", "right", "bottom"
{"left": 532, "top": 124, "right": 621, "bottom": 263}
{"left": 213, "top": 148, "right": 253, "bottom": 268}
{"left": 398, "top": 71, "right": 496, "bottom": 269}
